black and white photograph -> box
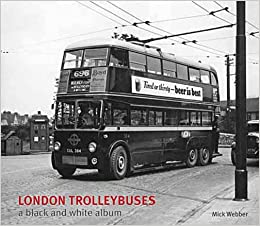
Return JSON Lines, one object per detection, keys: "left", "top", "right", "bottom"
{"left": 1, "top": 1, "right": 259, "bottom": 225}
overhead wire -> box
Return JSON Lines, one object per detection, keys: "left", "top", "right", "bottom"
{"left": 89, "top": 1, "right": 131, "bottom": 25}
{"left": 107, "top": 1, "right": 142, "bottom": 22}
{"left": 3, "top": 27, "right": 116, "bottom": 53}
{"left": 76, "top": 1, "right": 122, "bottom": 25}
{"left": 106, "top": 1, "right": 226, "bottom": 56}
{"left": 197, "top": 36, "right": 235, "bottom": 42}
{"left": 89, "top": 1, "right": 170, "bottom": 39}
{"left": 213, "top": 1, "right": 259, "bottom": 30}
{"left": 150, "top": 14, "right": 209, "bottom": 24}
{"left": 192, "top": 1, "right": 234, "bottom": 25}
{"left": 199, "top": 1, "right": 259, "bottom": 40}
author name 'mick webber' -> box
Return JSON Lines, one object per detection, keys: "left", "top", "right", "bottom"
{"left": 212, "top": 211, "right": 248, "bottom": 218}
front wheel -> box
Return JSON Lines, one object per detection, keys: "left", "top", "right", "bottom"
{"left": 231, "top": 149, "right": 236, "bottom": 166}
{"left": 185, "top": 148, "right": 198, "bottom": 167}
{"left": 109, "top": 146, "right": 128, "bottom": 180}
{"left": 57, "top": 167, "right": 76, "bottom": 178}
{"left": 198, "top": 147, "right": 210, "bottom": 166}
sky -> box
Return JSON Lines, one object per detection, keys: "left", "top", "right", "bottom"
{"left": 1, "top": 1, "right": 259, "bottom": 117}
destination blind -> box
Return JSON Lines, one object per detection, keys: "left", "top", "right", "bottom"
{"left": 57, "top": 67, "right": 108, "bottom": 94}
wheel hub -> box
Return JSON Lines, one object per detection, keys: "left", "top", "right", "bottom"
{"left": 118, "top": 156, "right": 125, "bottom": 170}
{"left": 202, "top": 149, "right": 209, "bottom": 160}
{"left": 190, "top": 150, "right": 196, "bottom": 161}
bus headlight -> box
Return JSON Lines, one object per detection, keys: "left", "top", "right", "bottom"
{"left": 181, "top": 131, "right": 191, "bottom": 138}
{"left": 54, "top": 141, "right": 61, "bottom": 151}
{"left": 88, "top": 142, "right": 97, "bottom": 153}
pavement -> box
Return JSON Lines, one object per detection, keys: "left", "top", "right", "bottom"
{"left": 185, "top": 174, "right": 259, "bottom": 225}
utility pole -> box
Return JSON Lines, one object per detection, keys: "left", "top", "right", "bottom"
{"left": 226, "top": 55, "right": 230, "bottom": 110}
{"left": 234, "top": 1, "right": 247, "bottom": 201}
{"left": 226, "top": 55, "right": 231, "bottom": 129}
{"left": 225, "top": 55, "right": 234, "bottom": 131}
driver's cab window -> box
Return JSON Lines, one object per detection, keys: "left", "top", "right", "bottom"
{"left": 77, "top": 102, "right": 100, "bottom": 128}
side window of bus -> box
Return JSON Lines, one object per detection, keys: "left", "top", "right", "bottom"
{"left": 131, "top": 109, "right": 147, "bottom": 126}
{"left": 190, "top": 111, "right": 201, "bottom": 126}
{"left": 129, "top": 52, "right": 146, "bottom": 72}
{"left": 113, "top": 108, "right": 128, "bottom": 125}
{"left": 147, "top": 56, "right": 162, "bottom": 75}
{"left": 202, "top": 112, "right": 212, "bottom": 126}
{"left": 109, "top": 48, "right": 128, "bottom": 67}
{"left": 163, "top": 60, "right": 177, "bottom": 77}
{"left": 63, "top": 50, "right": 83, "bottom": 69}
{"left": 177, "top": 64, "right": 188, "bottom": 80}
{"left": 164, "top": 110, "right": 178, "bottom": 126}
{"left": 200, "top": 70, "right": 210, "bottom": 84}
{"left": 189, "top": 68, "right": 201, "bottom": 82}
{"left": 210, "top": 72, "right": 218, "bottom": 86}
{"left": 179, "top": 110, "right": 190, "bottom": 125}
{"left": 149, "top": 110, "right": 163, "bottom": 126}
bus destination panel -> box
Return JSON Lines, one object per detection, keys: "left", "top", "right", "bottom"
{"left": 57, "top": 67, "right": 108, "bottom": 94}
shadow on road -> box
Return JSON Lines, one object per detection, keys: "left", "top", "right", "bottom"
{"left": 65, "top": 170, "right": 108, "bottom": 181}
{"left": 63, "top": 161, "right": 219, "bottom": 182}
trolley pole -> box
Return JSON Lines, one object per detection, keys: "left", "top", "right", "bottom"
{"left": 234, "top": 1, "right": 248, "bottom": 201}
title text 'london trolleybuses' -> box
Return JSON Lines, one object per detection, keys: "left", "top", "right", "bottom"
{"left": 51, "top": 38, "right": 221, "bottom": 180}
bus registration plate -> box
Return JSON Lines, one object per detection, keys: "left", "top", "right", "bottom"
{"left": 62, "top": 156, "right": 87, "bottom": 166}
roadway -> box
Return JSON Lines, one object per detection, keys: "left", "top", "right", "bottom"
{"left": 1, "top": 147, "right": 258, "bottom": 225}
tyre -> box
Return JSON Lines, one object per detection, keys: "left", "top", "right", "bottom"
{"left": 185, "top": 148, "right": 198, "bottom": 167}
{"left": 109, "top": 146, "right": 128, "bottom": 180}
{"left": 198, "top": 147, "right": 210, "bottom": 166}
{"left": 51, "top": 152, "right": 56, "bottom": 169}
{"left": 57, "top": 167, "right": 76, "bottom": 178}
{"left": 231, "top": 148, "right": 236, "bottom": 166}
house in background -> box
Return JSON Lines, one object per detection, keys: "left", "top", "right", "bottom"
{"left": 1, "top": 112, "right": 30, "bottom": 126}
{"left": 220, "top": 97, "right": 259, "bottom": 121}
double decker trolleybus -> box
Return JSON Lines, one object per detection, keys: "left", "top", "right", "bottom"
{"left": 51, "top": 38, "right": 221, "bottom": 180}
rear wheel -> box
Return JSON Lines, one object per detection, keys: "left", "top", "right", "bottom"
{"left": 185, "top": 148, "right": 198, "bottom": 167}
{"left": 198, "top": 147, "right": 210, "bottom": 166}
{"left": 231, "top": 149, "right": 236, "bottom": 166}
{"left": 109, "top": 146, "right": 128, "bottom": 180}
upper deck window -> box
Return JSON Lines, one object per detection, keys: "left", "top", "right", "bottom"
{"left": 163, "top": 60, "right": 177, "bottom": 77}
{"left": 210, "top": 72, "right": 218, "bottom": 86}
{"left": 129, "top": 52, "right": 146, "bottom": 72}
{"left": 177, "top": 64, "right": 188, "bottom": 80}
{"left": 147, "top": 56, "right": 162, "bottom": 75}
{"left": 63, "top": 50, "right": 83, "bottom": 69}
{"left": 189, "top": 68, "right": 201, "bottom": 82}
{"left": 200, "top": 70, "right": 210, "bottom": 84}
{"left": 83, "top": 48, "right": 108, "bottom": 67}
{"left": 109, "top": 48, "right": 128, "bottom": 67}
